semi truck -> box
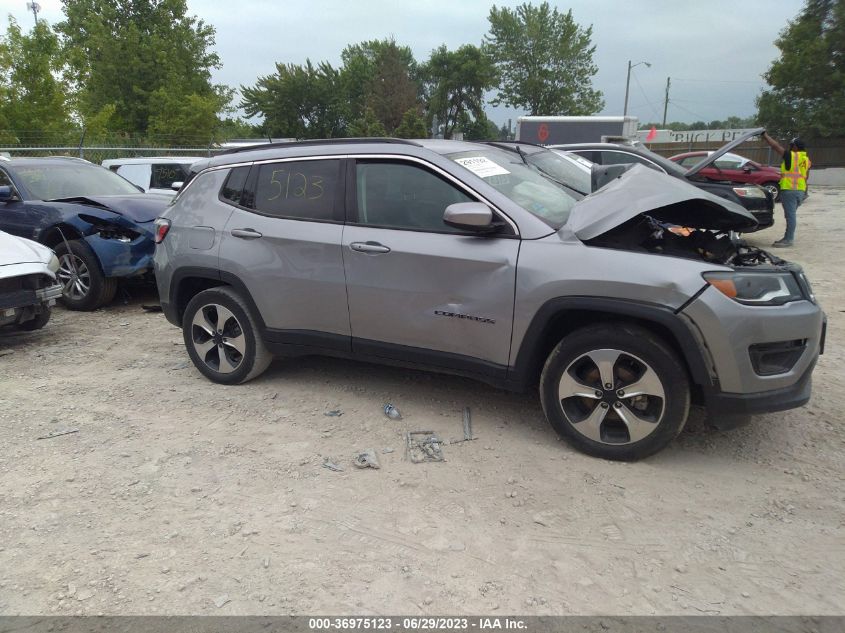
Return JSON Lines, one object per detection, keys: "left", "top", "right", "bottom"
{"left": 516, "top": 116, "right": 639, "bottom": 145}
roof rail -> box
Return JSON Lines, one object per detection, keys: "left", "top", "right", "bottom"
{"left": 218, "top": 137, "right": 423, "bottom": 155}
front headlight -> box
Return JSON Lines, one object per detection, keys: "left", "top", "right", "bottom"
{"left": 733, "top": 185, "right": 767, "bottom": 199}
{"left": 48, "top": 253, "right": 60, "bottom": 273}
{"left": 703, "top": 271, "right": 804, "bottom": 306}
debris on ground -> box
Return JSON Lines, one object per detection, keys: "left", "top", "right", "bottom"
{"left": 213, "top": 594, "right": 230, "bottom": 608}
{"left": 352, "top": 448, "right": 381, "bottom": 469}
{"left": 0, "top": 349, "right": 14, "bottom": 357}
{"left": 406, "top": 431, "right": 444, "bottom": 463}
{"left": 322, "top": 458, "right": 344, "bottom": 472}
{"left": 170, "top": 361, "right": 191, "bottom": 371}
{"left": 323, "top": 409, "right": 343, "bottom": 417}
{"left": 462, "top": 407, "right": 473, "bottom": 440}
{"left": 383, "top": 403, "right": 402, "bottom": 420}
{"left": 382, "top": 447, "right": 395, "bottom": 454}
{"left": 141, "top": 305, "right": 163, "bottom": 313}
{"left": 35, "top": 427, "right": 79, "bottom": 440}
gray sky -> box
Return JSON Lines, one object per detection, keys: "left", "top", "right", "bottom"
{"left": 5, "top": 0, "right": 804, "bottom": 128}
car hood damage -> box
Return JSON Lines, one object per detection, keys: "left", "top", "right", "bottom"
{"left": 568, "top": 164, "right": 759, "bottom": 240}
{"left": 0, "top": 231, "right": 52, "bottom": 267}
{"left": 567, "top": 164, "right": 783, "bottom": 267}
{"left": 48, "top": 194, "right": 169, "bottom": 223}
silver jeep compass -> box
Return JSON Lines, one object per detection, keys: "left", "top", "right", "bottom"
{"left": 153, "top": 138, "right": 825, "bottom": 460}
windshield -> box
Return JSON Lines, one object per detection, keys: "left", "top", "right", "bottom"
{"left": 527, "top": 149, "right": 592, "bottom": 195}
{"left": 15, "top": 162, "right": 141, "bottom": 200}
{"left": 628, "top": 143, "right": 689, "bottom": 177}
{"left": 446, "top": 148, "right": 580, "bottom": 227}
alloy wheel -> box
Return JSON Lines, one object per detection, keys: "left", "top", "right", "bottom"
{"left": 190, "top": 304, "right": 246, "bottom": 374}
{"left": 557, "top": 348, "right": 666, "bottom": 445}
{"left": 57, "top": 253, "right": 91, "bottom": 301}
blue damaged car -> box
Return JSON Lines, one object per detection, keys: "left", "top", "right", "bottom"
{"left": 0, "top": 156, "right": 170, "bottom": 310}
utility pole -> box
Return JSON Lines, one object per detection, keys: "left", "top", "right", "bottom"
{"left": 623, "top": 60, "right": 651, "bottom": 116}
{"left": 26, "top": 2, "right": 41, "bottom": 27}
{"left": 662, "top": 77, "right": 671, "bottom": 127}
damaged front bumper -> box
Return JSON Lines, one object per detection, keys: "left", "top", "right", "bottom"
{"left": 0, "top": 281, "right": 62, "bottom": 327}
{"left": 83, "top": 219, "right": 156, "bottom": 278}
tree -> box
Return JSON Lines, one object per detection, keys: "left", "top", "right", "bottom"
{"left": 347, "top": 107, "right": 387, "bottom": 137}
{"left": 485, "top": 2, "right": 603, "bottom": 116}
{"left": 423, "top": 44, "right": 497, "bottom": 139}
{"left": 460, "top": 112, "right": 499, "bottom": 141}
{"left": 57, "top": 0, "right": 229, "bottom": 140}
{"left": 0, "top": 17, "right": 72, "bottom": 143}
{"left": 757, "top": 0, "right": 845, "bottom": 137}
{"left": 340, "top": 39, "right": 420, "bottom": 134}
{"left": 241, "top": 60, "right": 347, "bottom": 139}
{"left": 394, "top": 108, "right": 428, "bottom": 138}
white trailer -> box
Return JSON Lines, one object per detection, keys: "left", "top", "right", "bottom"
{"left": 516, "top": 116, "right": 639, "bottom": 145}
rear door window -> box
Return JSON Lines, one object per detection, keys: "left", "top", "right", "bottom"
{"left": 251, "top": 159, "right": 342, "bottom": 222}
{"left": 151, "top": 163, "right": 189, "bottom": 189}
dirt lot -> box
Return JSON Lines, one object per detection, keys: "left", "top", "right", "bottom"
{"left": 1, "top": 189, "right": 843, "bottom": 616}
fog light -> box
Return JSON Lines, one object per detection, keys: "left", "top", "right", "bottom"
{"left": 749, "top": 340, "right": 806, "bottom": 376}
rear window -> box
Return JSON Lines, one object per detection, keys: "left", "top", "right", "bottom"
{"left": 151, "top": 163, "right": 190, "bottom": 190}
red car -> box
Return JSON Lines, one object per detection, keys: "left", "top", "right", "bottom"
{"left": 669, "top": 151, "right": 782, "bottom": 200}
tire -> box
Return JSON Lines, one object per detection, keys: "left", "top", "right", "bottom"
{"left": 539, "top": 323, "right": 690, "bottom": 461}
{"left": 54, "top": 239, "right": 116, "bottom": 311}
{"left": 762, "top": 182, "right": 780, "bottom": 202}
{"left": 16, "top": 307, "right": 51, "bottom": 331}
{"left": 182, "top": 286, "right": 273, "bottom": 385}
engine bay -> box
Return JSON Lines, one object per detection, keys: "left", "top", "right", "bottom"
{"left": 586, "top": 214, "right": 787, "bottom": 268}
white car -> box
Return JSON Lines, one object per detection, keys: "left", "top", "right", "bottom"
{"left": 101, "top": 157, "right": 203, "bottom": 196}
{"left": 0, "top": 231, "right": 63, "bottom": 331}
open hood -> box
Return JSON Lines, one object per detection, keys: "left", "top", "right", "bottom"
{"left": 685, "top": 127, "right": 765, "bottom": 178}
{"left": 568, "top": 164, "right": 758, "bottom": 240}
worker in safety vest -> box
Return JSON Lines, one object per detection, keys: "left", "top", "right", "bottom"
{"left": 761, "top": 131, "right": 811, "bottom": 247}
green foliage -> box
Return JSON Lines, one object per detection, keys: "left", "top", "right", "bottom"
{"left": 0, "top": 17, "right": 73, "bottom": 143}
{"left": 57, "top": 0, "right": 229, "bottom": 139}
{"left": 485, "top": 2, "right": 603, "bottom": 116}
{"left": 341, "top": 39, "right": 420, "bottom": 133}
{"left": 757, "top": 0, "right": 845, "bottom": 137}
{"left": 347, "top": 106, "right": 388, "bottom": 137}
{"left": 394, "top": 108, "right": 428, "bottom": 138}
{"left": 240, "top": 60, "right": 347, "bottom": 139}
{"left": 423, "top": 44, "right": 497, "bottom": 139}
{"left": 460, "top": 112, "right": 499, "bottom": 141}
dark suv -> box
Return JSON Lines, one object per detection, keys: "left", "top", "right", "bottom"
{"left": 154, "top": 138, "right": 824, "bottom": 461}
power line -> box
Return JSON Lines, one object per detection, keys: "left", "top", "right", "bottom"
{"left": 671, "top": 77, "right": 763, "bottom": 85}
{"left": 631, "top": 72, "right": 661, "bottom": 121}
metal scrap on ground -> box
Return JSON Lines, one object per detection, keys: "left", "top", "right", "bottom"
{"left": 322, "top": 458, "right": 344, "bottom": 472}
{"left": 406, "top": 431, "right": 444, "bottom": 463}
{"left": 36, "top": 428, "right": 79, "bottom": 440}
{"left": 352, "top": 448, "right": 381, "bottom": 469}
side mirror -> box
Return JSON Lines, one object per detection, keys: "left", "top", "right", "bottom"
{"left": 443, "top": 202, "right": 498, "bottom": 233}
{"left": 0, "top": 185, "right": 15, "bottom": 202}
{"left": 170, "top": 181, "right": 184, "bottom": 192}
{"left": 742, "top": 166, "right": 752, "bottom": 173}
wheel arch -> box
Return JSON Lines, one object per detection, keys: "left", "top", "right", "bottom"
{"left": 40, "top": 223, "right": 85, "bottom": 249}
{"left": 509, "top": 297, "right": 716, "bottom": 401}
{"left": 168, "top": 267, "right": 266, "bottom": 331}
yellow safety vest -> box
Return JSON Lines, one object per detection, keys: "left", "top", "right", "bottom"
{"left": 780, "top": 151, "right": 811, "bottom": 191}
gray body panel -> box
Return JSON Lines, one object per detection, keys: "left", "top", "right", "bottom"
{"left": 681, "top": 286, "right": 824, "bottom": 393}
{"left": 509, "top": 232, "right": 716, "bottom": 365}
{"left": 219, "top": 210, "right": 349, "bottom": 336}
{"left": 342, "top": 226, "right": 518, "bottom": 365}
{"left": 154, "top": 169, "right": 233, "bottom": 307}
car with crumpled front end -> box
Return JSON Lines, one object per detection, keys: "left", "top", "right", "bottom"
{"left": 0, "top": 230, "right": 63, "bottom": 330}
{"left": 154, "top": 138, "right": 824, "bottom": 460}
{"left": 552, "top": 128, "right": 775, "bottom": 230}
{"left": 0, "top": 156, "right": 171, "bottom": 310}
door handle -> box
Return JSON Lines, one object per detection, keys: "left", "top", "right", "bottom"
{"left": 350, "top": 241, "right": 390, "bottom": 254}
{"left": 231, "top": 228, "right": 263, "bottom": 239}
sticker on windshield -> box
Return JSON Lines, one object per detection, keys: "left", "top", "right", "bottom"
{"left": 454, "top": 156, "right": 511, "bottom": 178}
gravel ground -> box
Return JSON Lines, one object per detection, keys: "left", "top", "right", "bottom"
{"left": 0, "top": 188, "right": 843, "bottom": 616}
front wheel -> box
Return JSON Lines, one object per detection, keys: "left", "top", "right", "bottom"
{"left": 54, "top": 239, "right": 117, "bottom": 311}
{"left": 182, "top": 286, "right": 273, "bottom": 385}
{"left": 540, "top": 323, "right": 690, "bottom": 461}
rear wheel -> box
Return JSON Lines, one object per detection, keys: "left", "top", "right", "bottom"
{"left": 54, "top": 239, "right": 117, "bottom": 311}
{"left": 540, "top": 323, "right": 690, "bottom": 461}
{"left": 182, "top": 286, "right": 272, "bottom": 384}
